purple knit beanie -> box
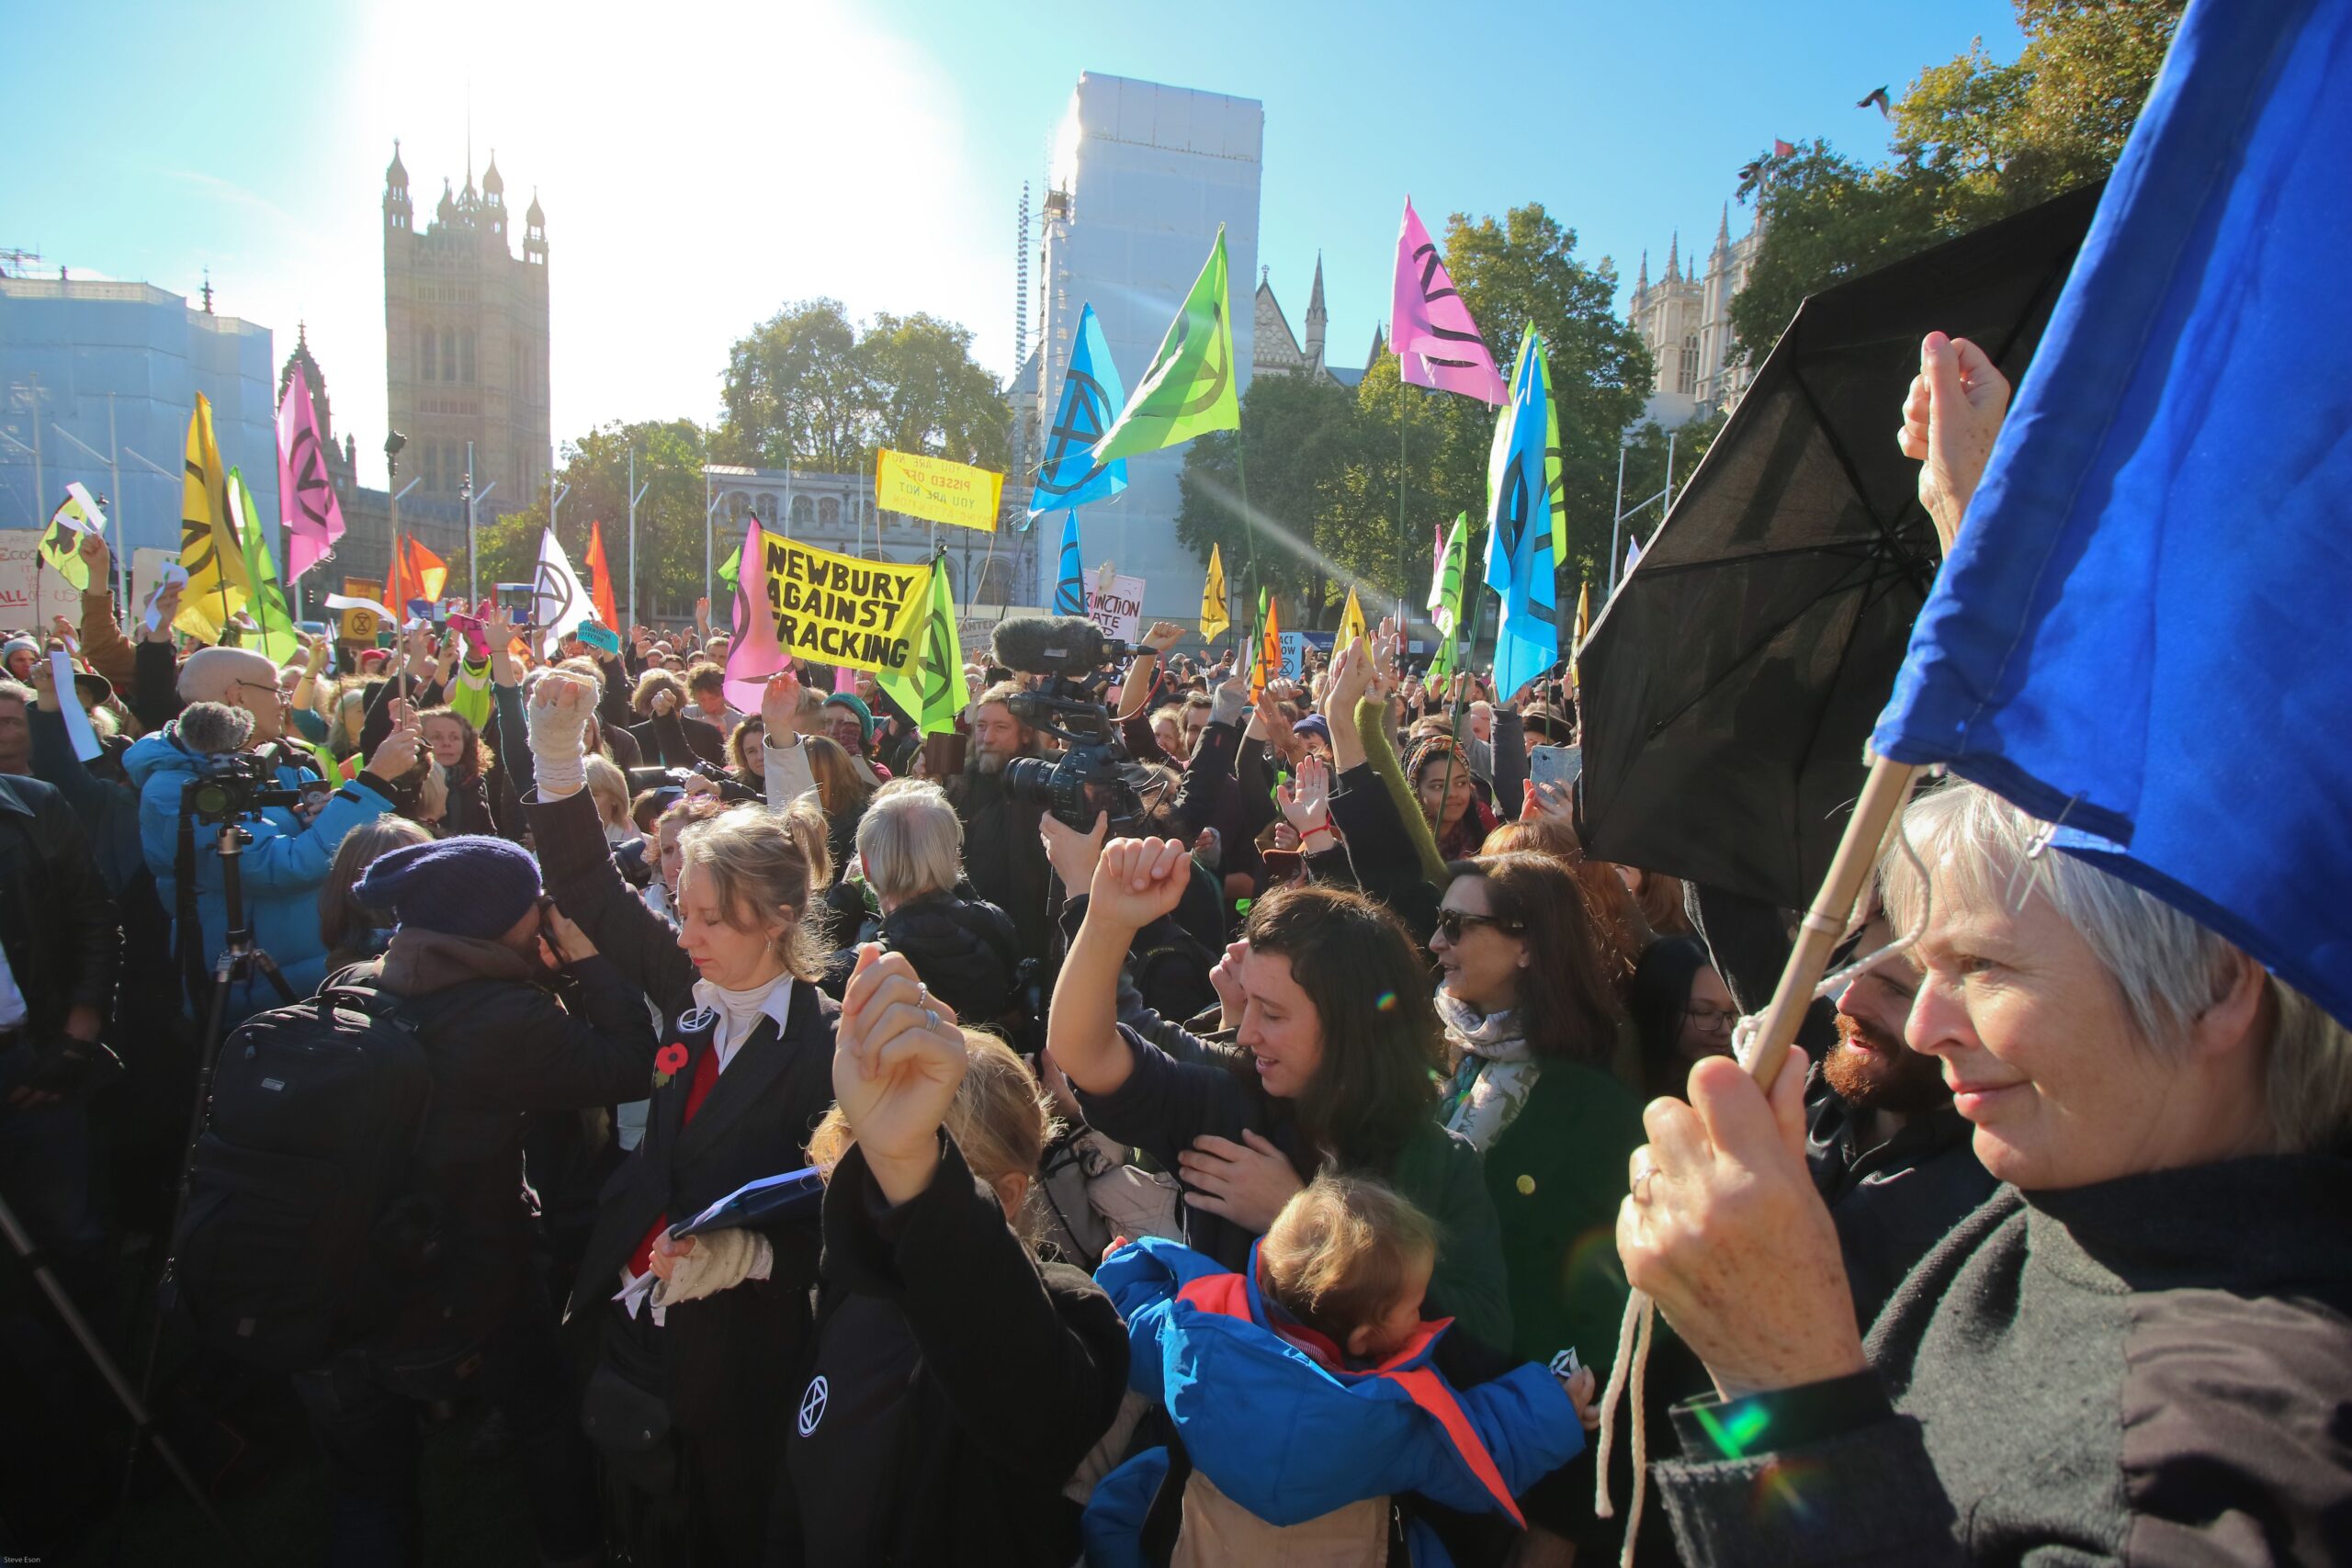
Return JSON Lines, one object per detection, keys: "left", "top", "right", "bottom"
{"left": 352, "top": 836, "right": 544, "bottom": 941}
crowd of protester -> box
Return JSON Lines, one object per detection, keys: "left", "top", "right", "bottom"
{"left": 0, "top": 340, "right": 2345, "bottom": 1566}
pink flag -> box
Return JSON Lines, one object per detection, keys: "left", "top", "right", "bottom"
{"left": 834, "top": 662, "right": 856, "bottom": 694}
{"left": 1391, "top": 198, "right": 1509, "bottom": 405}
{"left": 722, "top": 516, "right": 785, "bottom": 715}
{"left": 277, "top": 365, "right": 346, "bottom": 580}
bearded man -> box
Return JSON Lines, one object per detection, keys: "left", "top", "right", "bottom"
{"left": 1807, "top": 907, "right": 1998, "bottom": 1325}
{"left": 947, "top": 682, "right": 1054, "bottom": 968}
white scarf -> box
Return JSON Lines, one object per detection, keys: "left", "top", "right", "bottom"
{"left": 1433, "top": 991, "right": 1542, "bottom": 1151}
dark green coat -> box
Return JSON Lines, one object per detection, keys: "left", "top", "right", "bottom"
{"left": 1470, "top": 1059, "right": 1648, "bottom": 1375}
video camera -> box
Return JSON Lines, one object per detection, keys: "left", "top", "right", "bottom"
{"left": 181, "top": 748, "right": 306, "bottom": 826}
{"left": 989, "top": 615, "right": 1149, "bottom": 834}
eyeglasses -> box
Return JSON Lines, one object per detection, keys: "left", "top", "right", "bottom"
{"left": 1683, "top": 1003, "right": 1738, "bottom": 1032}
{"left": 232, "top": 679, "right": 291, "bottom": 706}
{"left": 1434, "top": 908, "right": 1524, "bottom": 942}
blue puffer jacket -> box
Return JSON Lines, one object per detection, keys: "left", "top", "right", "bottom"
{"left": 126, "top": 727, "right": 397, "bottom": 1021}
{"left": 1083, "top": 1237, "right": 1584, "bottom": 1566}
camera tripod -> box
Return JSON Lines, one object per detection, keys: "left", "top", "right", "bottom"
{"left": 111, "top": 809, "right": 300, "bottom": 1558}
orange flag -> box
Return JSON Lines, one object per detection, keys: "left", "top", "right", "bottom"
{"left": 1250, "top": 594, "right": 1282, "bottom": 700}
{"left": 386, "top": 536, "right": 448, "bottom": 615}
{"left": 586, "top": 519, "right": 621, "bottom": 634}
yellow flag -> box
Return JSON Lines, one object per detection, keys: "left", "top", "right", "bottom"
{"left": 1336, "top": 585, "right": 1368, "bottom": 651}
{"left": 175, "top": 393, "right": 251, "bottom": 642}
{"left": 1200, "top": 544, "right": 1229, "bottom": 643}
{"left": 874, "top": 448, "right": 1005, "bottom": 533}
{"left": 1572, "top": 579, "right": 1591, "bottom": 687}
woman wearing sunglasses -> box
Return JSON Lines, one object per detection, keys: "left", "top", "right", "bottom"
{"left": 1430, "top": 853, "right": 1646, "bottom": 1373}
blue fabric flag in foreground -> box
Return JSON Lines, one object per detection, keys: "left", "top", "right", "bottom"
{"left": 1872, "top": 0, "right": 2352, "bottom": 1022}
{"left": 1030, "top": 302, "right": 1129, "bottom": 520}
{"left": 1483, "top": 330, "right": 1561, "bottom": 696}
{"left": 1052, "top": 510, "right": 1086, "bottom": 617}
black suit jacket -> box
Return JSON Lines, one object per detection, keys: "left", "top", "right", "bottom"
{"left": 0, "top": 771, "right": 119, "bottom": 1037}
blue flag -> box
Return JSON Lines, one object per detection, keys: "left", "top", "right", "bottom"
{"left": 1030, "top": 303, "right": 1128, "bottom": 523}
{"left": 1052, "top": 511, "right": 1086, "bottom": 617}
{"left": 1482, "top": 329, "right": 1560, "bottom": 695}
{"left": 1874, "top": 0, "right": 2352, "bottom": 1023}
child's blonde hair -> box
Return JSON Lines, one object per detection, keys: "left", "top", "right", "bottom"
{"left": 1258, "top": 1175, "right": 1438, "bottom": 1349}
{"left": 582, "top": 754, "right": 630, "bottom": 831}
{"left": 807, "top": 1029, "right": 1057, "bottom": 1230}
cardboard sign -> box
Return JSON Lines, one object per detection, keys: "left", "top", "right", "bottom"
{"left": 0, "top": 530, "right": 87, "bottom": 625}
{"left": 338, "top": 577, "right": 385, "bottom": 642}
{"left": 1084, "top": 573, "right": 1146, "bottom": 643}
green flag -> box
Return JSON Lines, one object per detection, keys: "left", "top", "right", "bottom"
{"left": 874, "top": 558, "right": 967, "bottom": 735}
{"left": 232, "top": 468, "right": 301, "bottom": 663}
{"left": 1426, "top": 513, "right": 1469, "bottom": 682}
{"left": 1092, "top": 226, "right": 1240, "bottom": 462}
{"left": 718, "top": 543, "right": 741, "bottom": 592}
{"left": 1537, "top": 354, "right": 1567, "bottom": 569}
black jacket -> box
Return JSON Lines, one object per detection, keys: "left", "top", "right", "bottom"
{"left": 1655, "top": 1153, "right": 2352, "bottom": 1567}
{"left": 530, "top": 785, "right": 839, "bottom": 1322}
{"left": 338, "top": 930, "right": 655, "bottom": 1348}
{"left": 1805, "top": 1066, "right": 1996, "bottom": 1329}
{"left": 876, "top": 890, "right": 1022, "bottom": 1027}
{"left": 772, "top": 1135, "right": 1128, "bottom": 1568}
{"left": 950, "top": 763, "right": 1056, "bottom": 969}
{"left": 629, "top": 710, "right": 727, "bottom": 772}
{"left": 0, "top": 772, "right": 119, "bottom": 1040}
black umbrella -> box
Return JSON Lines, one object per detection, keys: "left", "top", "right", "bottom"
{"left": 1578, "top": 183, "right": 2102, "bottom": 911}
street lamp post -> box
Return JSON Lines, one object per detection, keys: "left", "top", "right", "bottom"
{"left": 384, "top": 431, "right": 407, "bottom": 692}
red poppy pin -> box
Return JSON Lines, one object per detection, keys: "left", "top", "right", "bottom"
{"left": 653, "top": 1042, "right": 690, "bottom": 1089}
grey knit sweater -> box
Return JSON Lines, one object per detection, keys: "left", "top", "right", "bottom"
{"left": 1652, "top": 1153, "right": 2352, "bottom": 1565}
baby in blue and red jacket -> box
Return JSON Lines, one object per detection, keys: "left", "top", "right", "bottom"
{"left": 1084, "top": 1175, "right": 1598, "bottom": 1567}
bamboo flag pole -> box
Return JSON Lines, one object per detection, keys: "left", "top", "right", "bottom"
{"left": 1593, "top": 751, "right": 1924, "bottom": 1564}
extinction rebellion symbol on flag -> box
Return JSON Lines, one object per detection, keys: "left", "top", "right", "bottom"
{"left": 797, "top": 1375, "right": 829, "bottom": 1436}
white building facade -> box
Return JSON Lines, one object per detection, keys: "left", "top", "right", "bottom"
{"left": 1026, "top": 73, "right": 1261, "bottom": 619}
{"left": 1628, "top": 203, "right": 1760, "bottom": 426}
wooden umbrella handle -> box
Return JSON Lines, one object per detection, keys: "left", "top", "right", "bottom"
{"left": 1741, "top": 753, "right": 1923, "bottom": 1092}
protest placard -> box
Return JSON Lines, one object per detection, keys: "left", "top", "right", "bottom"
{"left": 1084, "top": 573, "right": 1145, "bottom": 642}
{"left": 0, "top": 531, "right": 87, "bottom": 625}
{"left": 753, "top": 536, "right": 932, "bottom": 673}
{"left": 874, "top": 449, "right": 1005, "bottom": 533}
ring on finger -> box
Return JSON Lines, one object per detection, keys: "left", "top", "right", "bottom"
{"left": 1632, "top": 1157, "right": 1660, "bottom": 1204}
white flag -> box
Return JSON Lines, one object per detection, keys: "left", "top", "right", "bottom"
{"left": 52, "top": 481, "right": 107, "bottom": 536}
{"left": 533, "top": 528, "right": 594, "bottom": 658}
{"left": 1624, "top": 537, "right": 1644, "bottom": 579}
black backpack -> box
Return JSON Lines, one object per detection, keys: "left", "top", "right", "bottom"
{"left": 164, "top": 984, "right": 437, "bottom": 1371}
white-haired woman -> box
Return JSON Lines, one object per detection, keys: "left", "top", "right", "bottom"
{"left": 525, "top": 669, "right": 837, "bottom": 1566}
{"left": 851, "top": 779, "right": 1023, "bottom": 1032}
{"left": 1618, "top": 780, "right": 2352, "bottom": 1565}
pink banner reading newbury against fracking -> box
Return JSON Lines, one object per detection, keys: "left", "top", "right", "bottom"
{"left": 1391, "top": 198, "right": 1509, "bottom": 405}
{"left": 723, "top": 515, "right": 786, "bottom": 716}
{"left": 277, "top": 365, "right": 347, "bottom": 580}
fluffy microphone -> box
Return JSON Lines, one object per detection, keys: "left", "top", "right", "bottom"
{"left": 989, "top": 615, "right": 1130, "bottom": 676}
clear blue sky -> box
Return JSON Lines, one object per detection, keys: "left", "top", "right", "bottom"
{"left": 1, "top": 0, "right": 2023, "bottom": 482}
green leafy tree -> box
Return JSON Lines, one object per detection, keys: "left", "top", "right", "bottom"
{"left": 1175, "top": 370, "right": 1363, "bottom": 621}
{"left": 466, "top": 417, "right": 714, "bottom": 628}
{"left": 1732, "top": 0, "right": 2184, "bottom": 363}
{"left": 716, "top": 299, "right": 1009, "bottom": 474}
